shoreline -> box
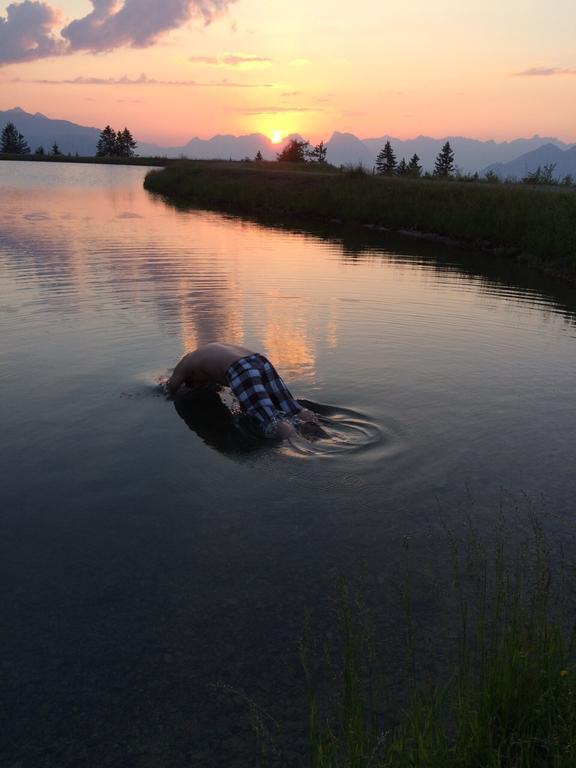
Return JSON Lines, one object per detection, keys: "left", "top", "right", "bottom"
{"left": 143, "top": 161, "right": 576, "bottom": 284}
{"left": 0, "top": 154, "right": 171, "bottom": 167}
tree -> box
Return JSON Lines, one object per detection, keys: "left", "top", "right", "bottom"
{"left": 1, "top": 122, "right": 30, "bottom": 154}
{"left": 51, "top": 142, "right": 61, "bottom": 156}
{"left": 277, "top": 138, "right": 309, "bottom": 162}
{"left": 309, "top": 140, "right": 327, "bottom": 164}
{"left": 34, "top": 145, "right": 45, "bottom": 156}
{"left": 255, "top": 150, "right": 263, "bottom": 161}
{"left": 397, "top": 158, "right": 409, "bottom": 176}
{"left": 375, "top": 140, "right": 397, "bottom": 175}
{"left": 96, "top": 125, "right": 117, "bottom": 157}
{"left": 116, "top": 127, "right": 137, "bottom": 158}
{"left": 522, "top": 163, "right": 556, "bottom": 185}
{"left": 408, "top": 154, "right": 422, "bottom": 178}
{"left": 433, "top": 141, "right": 455, "bottom": 177}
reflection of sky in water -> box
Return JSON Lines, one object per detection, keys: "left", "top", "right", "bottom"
{"left": 3, "top": 161, "right": 576, "bottom": 767}
{"left": 0, "top": 167, "right": 343, "bottom": 384}
{"left": 2, "top": 161, "right": 576, "bottom": 495}
{"left": 1, "top": 162, "right": 576, "bottom": 492}
{"left": 3, "top": 164, "right": 576, "bottom": 395}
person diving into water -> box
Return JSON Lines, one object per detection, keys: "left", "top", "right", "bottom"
{"left": 167, "top": 342, "right": 318, "bottom": 440}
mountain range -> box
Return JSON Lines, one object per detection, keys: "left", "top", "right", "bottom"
{"left": 0, "top": 107, "right": 101, "bottom": 156}
{"left": 1, "top": 107, "right": 575, "bottom": 176}
{"left": 486, "top": 143, "right": 576, "bottom": 180}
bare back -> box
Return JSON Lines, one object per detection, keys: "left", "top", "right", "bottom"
{"left": 167, "top": 342, "right": 255, "bottom": 394}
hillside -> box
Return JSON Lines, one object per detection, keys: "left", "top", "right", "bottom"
{"left": 0, "top": 107, "right": 100, "bottom": 155}
{"left": 486, "top": 143, "right": 576, "bottom": 179}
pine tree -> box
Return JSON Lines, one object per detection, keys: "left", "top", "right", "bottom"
{"left": 255, "top": 150, "right": 263, "bottom": 161}
{"left": 116, "top": 127, "right": 137, "bottom": 158}
{"left": 433, "top": 141, "right": 455, "bottom": 177}
{"left": 408, "top": 154, "right": 422, "bottom": 178}
{"left": 51, "top": 142, "right": 61, "bottom": 156}
{"left": 375, "top": 140, "right": 397, "bottom": 175}
{"left": 397, "top": 158, "right": 409, "bottom": 176}
{"left": 1, "top": 122, "right": 30, "bottom": 154}
{"left": 309, "top": 140, "right": 327, "bottom": 163}
{"left": 96, "top": 125, "right": 117, "bottom": 157}
{"left": 34, "top": 146, "right": 45, "bottom": 156}
{"left": 276, "top": 138, "right": 309, "bottom": 162}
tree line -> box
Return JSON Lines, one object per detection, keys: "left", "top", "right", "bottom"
{"left": 2, "top": 120, "right": 574, "bottom": 186}
{"left": 0, "top": 122, "right": 137, "bottom": 158}
{"left": 270, "top": 136, "right": 455, "bottom": 177}
{"left": 260, "top": 138, "right": 328, "bottom": 164}
{"left": 374, "top": 140, "right": 455, "bottom": 178}
{"left": 96, "top": 125, "right": 137, "bottom": 158}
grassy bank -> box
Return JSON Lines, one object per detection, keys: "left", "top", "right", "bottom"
{"left": 301, "top": 521, "right": 576, "bottom": 767}
{"left": 144, "top": 161, "right": 576, "bottom": 282}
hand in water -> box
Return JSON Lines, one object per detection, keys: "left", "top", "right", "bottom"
{"left": 276, "top": 413, "right": 328, "bottom": 443}
{"left": 298, "top": 408, "right": 318, "bottom": 424}
{"left": 275, "top": 421, "right": 298, "bottom": 440}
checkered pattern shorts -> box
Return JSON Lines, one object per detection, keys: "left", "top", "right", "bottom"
{"left": 226, "top": 354, "right": 303, "bottom": 436}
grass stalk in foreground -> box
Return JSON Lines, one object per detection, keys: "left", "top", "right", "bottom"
{"left": 303, "top": 522, "right": 576, "bottom": 767}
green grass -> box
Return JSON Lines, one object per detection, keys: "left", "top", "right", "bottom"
{"left": 302, "top": 520, "right": 576, "bottom": 767}
{"left": 144, "top": 161, "right": 576, "bottom": 282}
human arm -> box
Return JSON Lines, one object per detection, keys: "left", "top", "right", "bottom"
{"left": 166, "top": 353, "right": 194, "bottom": 397}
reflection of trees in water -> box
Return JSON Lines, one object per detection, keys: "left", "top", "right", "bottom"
{"left": 4, "top": 178, "right": 576, "bottom": 369}
{"left": 331, "top": 225, "right": 576, "bottom": 329}
{"left": 160, "top": 200, "right": 576, "bottom": 331}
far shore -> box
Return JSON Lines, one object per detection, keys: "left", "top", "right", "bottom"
{"left": 143, "top": 160, "right": 576, "bottom": 284}
{"left": 0, "top": 154, "right": 172, "bottom": 167}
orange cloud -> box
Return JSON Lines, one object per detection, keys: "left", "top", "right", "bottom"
{"left": 188, "top": 52, "right": 272, "bottom": 69}
{"left": 12, "top": 73, "right": 274, "bottom": 88}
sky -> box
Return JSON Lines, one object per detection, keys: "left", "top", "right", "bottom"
{"left": 0, "top": 0, "right": 575, "bottom": 145}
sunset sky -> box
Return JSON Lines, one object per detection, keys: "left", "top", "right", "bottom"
{"left": 1, "top": 0, "right": 575, "bottom": 145}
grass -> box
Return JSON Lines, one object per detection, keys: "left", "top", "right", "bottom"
{"left": 143, "top": 161, "right": 576, "bottom": 283}
{"left": 300, "top": 517, "right": 576, "bottom": 768}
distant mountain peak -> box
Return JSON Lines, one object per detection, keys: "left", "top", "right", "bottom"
{"left": 330, "top": 131, "right": 363, "bottom": 139}
{"left": 1, "top": 106, "right": 573, "bottom": 171}
{"left": 485, "top": 141, "right": 576, "bottom": 179}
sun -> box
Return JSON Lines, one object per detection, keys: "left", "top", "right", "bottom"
{"left": 270, "top": 130, "right": 284, "bottom": 144}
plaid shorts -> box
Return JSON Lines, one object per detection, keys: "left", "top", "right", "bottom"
{"left": 226, "top": 354, "right": 303, "bottom": 437}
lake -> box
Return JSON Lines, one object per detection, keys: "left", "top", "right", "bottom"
{"left": 2, "top": 161, "right": 576, "bottom": 767}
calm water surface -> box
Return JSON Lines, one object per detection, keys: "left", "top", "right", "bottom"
{"left": 2, "top": 161, "right": 576, "bottom": 766}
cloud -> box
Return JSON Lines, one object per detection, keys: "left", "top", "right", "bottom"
{"left": 188, "top": 52, "right": 272, "bottom": 68}
{"left": 0, "top": 0, "right": 65, "bottom": 64}
{"left": 0, "top": 0, "right": 235, "bottom": 65}
{"left": 62, "top": 0, "right": 234, "bottom": 52}
{"left": 233, "top": 105, "right": 326, "bottom": 115}
{"left": 514, "top": 66, "right": 576, "bottom": 77}
{"left": 12, "top": 73, "right": 274, "bottom": 87}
